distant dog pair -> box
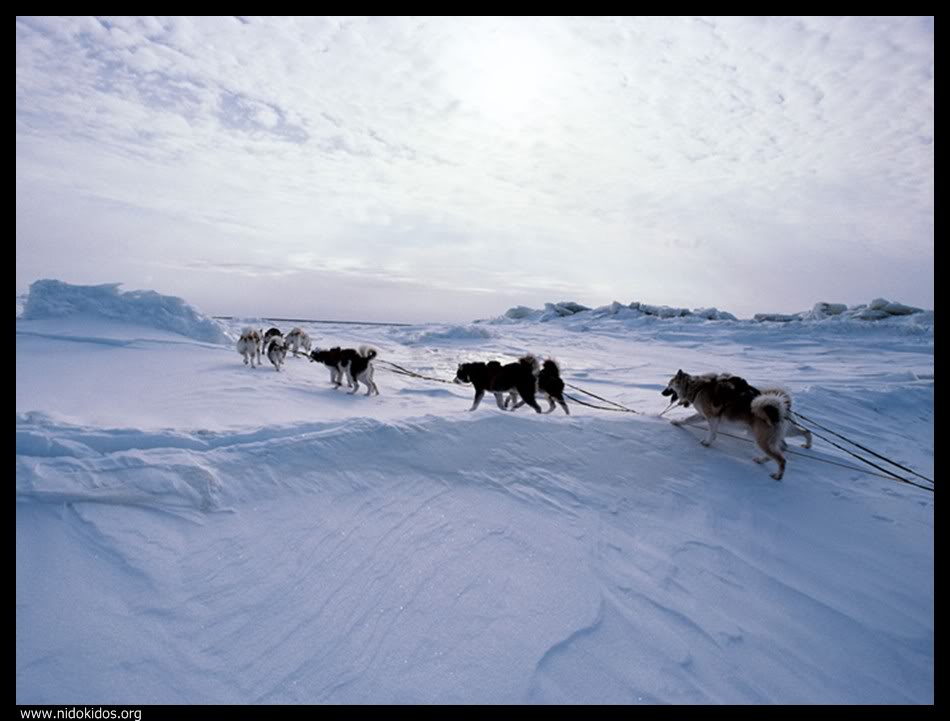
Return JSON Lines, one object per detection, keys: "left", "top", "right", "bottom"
{"left": 236, "top": 326, "right": 287, "bottom": 371}
{"left": 662, "top": 370, "right": 812, "bottom": 480}
{"left": 309, "top": 346, "right": 379, "bottom": 395}
{"left": 454, "top": 355, "right": 569, "bottom": 414}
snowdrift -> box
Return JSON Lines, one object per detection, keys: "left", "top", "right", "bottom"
{"left": 21, "top": 279, "right": 230, "bottom": 345}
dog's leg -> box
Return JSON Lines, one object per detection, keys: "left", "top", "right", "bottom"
{"left": 765, "top": 446, "right": 786, "bottom": 480}
{"left": 518, "top": 384, "right": 543, "bottom": 413}
{"left": 470, "top": 389, "right": 485, "bottom": 411}
{"left": 754, "top": 429, "right": 787, "bottom": 480}
{"left": 556, "top": 396, "right": 570, "bottom": 415}
{"left": 362, "top": 372, "right": 376, "bottom": 396}
{"left": 702, "top": 416, "right": 720, "bottom": 446}
{"left": 786, "top": 422, "right": 813, "bottom": 449}
{"left": 493, "top": 392, "right": 508, "bottom": 410}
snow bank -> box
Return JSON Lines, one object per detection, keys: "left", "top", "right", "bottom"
{"left": 492, "top": 300, "right": 738, "bottom": 324}
{"left": 21, "top": 279, "right": 230, "bottom": 344}
{"left": 392, "top": 324, "right": 494, "bottom": 345}
{"left": 757, "top": 298, "right": 931, "bottom": 325}
{"left": 494, "top": 297, "right": 929, "bottom": 327}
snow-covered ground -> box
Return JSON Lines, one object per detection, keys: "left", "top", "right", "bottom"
{"left": 16, "top": 283, "right": 933, "bottom": 704}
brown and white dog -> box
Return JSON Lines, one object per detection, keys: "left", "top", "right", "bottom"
{"left": 284, "top": 327, "right": 312, "bottom": 357}
{"left": 236, "top": 327, "right": 263, "bottom": 368}
{"left": 662, "top": 370, "right": 812, "bottom": 480}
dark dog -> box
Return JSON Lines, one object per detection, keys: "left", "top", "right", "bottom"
{"left": 454, "top": 355, "right": 542, "bottom": 412}
{"left": 262, "top": 327, "right": 283, "bottom": 350}
{"left": 309, "top": 347, "right": 347, "bottom": 387}
{"left": 340, "top": 347, "right": 379, "bottom": 395}
{"left": 509, "top": 359, "right": 569, "bottom": 414}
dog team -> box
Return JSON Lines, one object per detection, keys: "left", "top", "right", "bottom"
{"left": 237, "top": 326, "right": 812, "bottom": 480}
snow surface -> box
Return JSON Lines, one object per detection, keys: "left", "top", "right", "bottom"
{"left": 17, "top": 282, "right": 933, "bottom": 704}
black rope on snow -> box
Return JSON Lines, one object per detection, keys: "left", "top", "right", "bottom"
{"left": 375, "top": 360, "right": 931, "bottom": 492}
{"left": 791, "top": 410, "right": 934, "bottom": 484}
{"left": 377, "top": 361, "right": 642, "bottom": 413}
{"left": 564, "top": 383, "right": 640, "bottom": 414}
{"left": 376, "top": 359, "right": 455, "bottom": 385}
{"left": 676, "top": 424, "right": 933, "bottom": 493}
{"left": 563, "top": 392, "right": 638, "bottom": 414}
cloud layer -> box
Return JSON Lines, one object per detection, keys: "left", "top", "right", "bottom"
{"left": 16, "top": 16, "right": 934, "bottom": 321}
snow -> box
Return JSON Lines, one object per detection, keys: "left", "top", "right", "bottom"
{"left": 21, "top": 279, "right": 231, "bottom": 345}
{"left": 17, "top": 281, "right": 933, "bottom": 704}
{"left": 498, "top": 298, "right": 932, "bottom": 329}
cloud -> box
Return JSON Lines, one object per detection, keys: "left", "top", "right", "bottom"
{"left": 16, "top": 16, "right": 933, "bottom": 319}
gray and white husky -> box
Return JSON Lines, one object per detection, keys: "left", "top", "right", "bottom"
{"left": 662, "top": 370, "right": 812, "bottom": 480}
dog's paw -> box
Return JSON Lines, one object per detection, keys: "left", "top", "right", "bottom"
{"left": 771, "top": 472, "right": 784, "bottom": 481}
{"left": 670, "top": 419, "right": 684, "bottom": 426}
{"left": 700, "top": 439, "right": 712, "bottom": 447}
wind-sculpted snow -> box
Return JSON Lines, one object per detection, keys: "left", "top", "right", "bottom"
{"left": 16, "top": 294, "right": 933, "bottom": 704}
{"left": 493, "top": 297, "right": 931, "bottom": 329}
{"left": 21, "top": 279, "right": 230, "bottom": 344}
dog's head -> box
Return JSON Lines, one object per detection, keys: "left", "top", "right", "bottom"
{"left": 661, "top": 369, "right": 690, "bottom": 405}
{"left": 454, "top": 363, "right": 474, "bottom": 385}
{"left": 310, "top": 347, "right": 342, "bottom": 364}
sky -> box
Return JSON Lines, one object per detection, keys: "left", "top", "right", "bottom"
{"left": 16, "top": 16, "right": 934, "bottom": 323}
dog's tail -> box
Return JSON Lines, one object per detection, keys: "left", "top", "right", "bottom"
{"left": 519, "top": 354, "right": 540, "bottom": 376}
{"left": 751, "top": 390, "right": 791, "bottom": 427}
{"left": 541, "top": 358, "right": 561, "bottom": 376}
{"left": 359, "top": 345, "right": 378, "bottom": 360}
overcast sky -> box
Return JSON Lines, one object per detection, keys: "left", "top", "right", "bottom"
{"left": 16, "top": 16, "right": 934, "bottom": 322}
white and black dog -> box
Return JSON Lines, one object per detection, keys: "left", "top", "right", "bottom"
{"left": 662, "top": 370, "right": 812, "bottom": 480}
{"left": 454, "top": 355, "right": 542, "bottom": 412}
{"left": 262, "top": 327, "right": 283, "bottom": 350}
{"left": 309, "top": 347, "right": 348, "bottom": 388}
{"left": 310, "top": 346, "right": 379, "bottom": 395}
{"left": 236, "top": 327, "right": 263, "bottom": 368}
{"left": 508, "top": 358, "right": 570, "bottom": 414}
{"left": 342, "top": 346, "right": 379, "bottom": 395}
{"left": 284, "top": 327, "right": 312, "bottom": 357}
{"left": 265, "top": 336, "right": 288, "bottom": 372}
